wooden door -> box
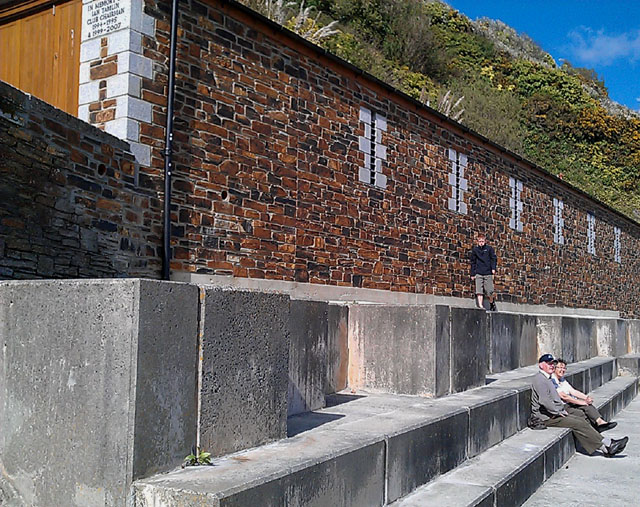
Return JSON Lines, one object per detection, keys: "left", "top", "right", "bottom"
{"left": 0, "top": 0, "right": 82, "bottom": 115}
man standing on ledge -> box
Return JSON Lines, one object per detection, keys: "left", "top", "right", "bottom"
{"left": 532, "top": 354, "right": 628, "bottom": 457}
{"left": 470, "top": 233, "right": 497, "bottom": 311}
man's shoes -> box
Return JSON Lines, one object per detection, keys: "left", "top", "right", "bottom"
{"left": 603, "top": 436, "right": 628, "bottom": 457}
{"left": 597, "top": 421, "right": 618, "bottom": 432}
{"left": 489, "top": 301, "right": 497, "bottom": 312}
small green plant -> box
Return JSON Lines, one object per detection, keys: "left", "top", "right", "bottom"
{"left": 182, "top": 447, "right": 212, "bottom": 468}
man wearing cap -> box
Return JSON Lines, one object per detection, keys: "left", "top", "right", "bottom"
{"left": 531, "top": 353, "right": 628, "bottom": 457}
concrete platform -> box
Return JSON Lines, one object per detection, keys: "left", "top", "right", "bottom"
{"left": 132, "top": 358, "right": 633, "bottom": 506}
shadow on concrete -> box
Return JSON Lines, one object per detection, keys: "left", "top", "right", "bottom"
{"left": 287, "top": 412, "right": 346, "bottom": 437}
{"left": 325, "top": 393, "right": 366, "bottom": 407}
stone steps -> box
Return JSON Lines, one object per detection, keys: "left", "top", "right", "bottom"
{"left": 132, "top": 357, "right": 633, "bottom": 506}
{"left": 392, "top": 375, "right": 638, "bottom": 506}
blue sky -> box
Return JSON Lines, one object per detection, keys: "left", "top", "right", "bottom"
{"left": 446, "top": 1, "right": 640, "bottom": 111}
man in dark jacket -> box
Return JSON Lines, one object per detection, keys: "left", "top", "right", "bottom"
{"left": 470, "top": 233, "right": 497, "bottom": 311}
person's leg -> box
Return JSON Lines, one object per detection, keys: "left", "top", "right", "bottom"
{"left": 475, "top": 276, "right": 484, "bottom": 308}
{"left": 485, "top": 275, "right": 496, "bottom": 310}
{"left": 573, "top": 403, "right": 605, "bottom": 425}
{"left": 545, "top": 414, "right": 603, "bottom": 454}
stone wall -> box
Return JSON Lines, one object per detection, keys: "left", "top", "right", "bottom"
{"left": 0, "top": 82, "right": 161, "bottom": 279}
{"left": 2, "top": 0, "right": 640, "bottom": 317}
{"left": 135, "top": 0, "right": 640, "bottom": 317}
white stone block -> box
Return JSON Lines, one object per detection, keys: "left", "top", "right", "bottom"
{"left": 459, "top": 177, "right": 468, "bottom": 191}
{"left": 78, "top": 81, "right": 100, "bottom": 105}
{"left": 459, "top": 201, "right": 468, "bottom": 214}
{"left": 448, "top": 148, "right": 456, "bottom": 162}
{"left": 105, "top": 117, "right": 139, "bottom": 141}
{"left": 129, "top": 141, "right": 151, "bottom": 167}
{"left": 107, "top": 73, "right": 141, "bottom": 99}
{"left": 374, "top": 172, "right": 387, "bottom": 189}
{"left": 375, "top": 114, "right": 387, "bottom": 132}
{"left": 448, "top": 197, "right": 457, "bottom": 211}
{"left": 119, "top": 51, "right": 153, "bottom": 79}
{"left": 78, "top": 104, "right": 90, "bottom": 122}
{"left": 448, "top": 173, "right": 456, "bottom": 186}
{"left": 359, "top": 136, "right": 370, "bottom": 153}
{"left": 364, "top": 123, "right": 371, "bottom": 139}
{"left": 108, "top": 29, "right": 143, "bottom": 55}
{"left": 80, "top": 38, "right": 101, "bottom": 62}
{"left": 459, "top": 153, "right": 467, "bottom": 167}
{"left": 375, "top": 158, "right": 382, "bottom": 173}
{"left": 130, "top": 0, "right": 155, "bottom": 36}
{"left": 375, "top": 144, "right": 386, "bottom": 160}
{"left": 116, "top": 96, "right": 152, "bottom": 122}
{"left": 79, "top": 62, "right": 92, "bottom": 84}
{"left": 359, "top": 106, "right": 371, "bottom": 124}
{"left": 359, "top": 167, "right": 370, "bottom": 184}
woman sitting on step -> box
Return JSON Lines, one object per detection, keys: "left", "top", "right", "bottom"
{"left": 552, "top": 359, "right": 617, "bottom": 432}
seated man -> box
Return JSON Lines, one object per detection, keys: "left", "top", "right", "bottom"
{"left": 553, "top": 358, "right": 617, "bottom": 432}
{"left": 531, "top": 353, "right": 628, "bottom": 457}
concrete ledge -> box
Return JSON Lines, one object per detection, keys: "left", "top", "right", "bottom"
{"left": 0, "top": 279, "right": 199, "bottom": 507}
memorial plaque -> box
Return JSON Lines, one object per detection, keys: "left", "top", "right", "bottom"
{"left": 82, "top": 0, "right": 131, "bottom": 41}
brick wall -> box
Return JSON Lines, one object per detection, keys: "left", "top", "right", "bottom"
{"left": 137, "top": 0, "right": 639, "bottom": 317}
{"left": 0, "top": 81, "right": 161, "bottom": 279}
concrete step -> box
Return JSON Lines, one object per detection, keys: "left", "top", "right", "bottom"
{"left": 392, "top": 375, "right": 638, "bottom": 507}
{"left": 133, "top": 358, "right": 624, "bottom": 506}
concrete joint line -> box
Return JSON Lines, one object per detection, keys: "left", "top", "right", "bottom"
{"left": 383, "top": 436, "right": 389, "bottom": 505}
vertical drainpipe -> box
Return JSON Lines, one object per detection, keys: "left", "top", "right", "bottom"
{"left": 163, "top": 0, "right": 180, "bottom": 280}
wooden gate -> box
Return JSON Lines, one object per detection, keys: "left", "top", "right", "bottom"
{"left": 0, "top": 0, "right": 82, "bottom": 115}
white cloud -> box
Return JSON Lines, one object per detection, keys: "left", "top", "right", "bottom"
{"left": 566, "top": 26, "right": 640, "bottom": 66}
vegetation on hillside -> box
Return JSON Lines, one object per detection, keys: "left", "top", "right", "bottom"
{"left": 241, "top": 0, "right": 640, "bottom": 220}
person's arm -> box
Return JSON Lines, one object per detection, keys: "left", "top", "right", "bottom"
{"left": 558, "top": 390, "right": 587, "bottom": 405}
{"left": 470, "top": 249, "right": 477, "bottom": 278}
{"left": 490, "top": 246, "right": 497, "bottom": 274}
{"left": 534, "top": 375, "right": 567, "bottom": 416}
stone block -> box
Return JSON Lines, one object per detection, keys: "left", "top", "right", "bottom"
{"left": 544, "top": 431, "right": 575, "bottom": 480}
{"left": 561, "top": 317, "right": 578, "bottom": 362}
{"left": 0, "top": 279, "right": 198, "bottom": 507}
{"left": 386, "top": 411, "right": 468, "bottom": 502}
{"left": 435, "top": 305, "right": 451, "bottom": 397}
{"left": 450, "top": 307, "right": 488, "bottom": 393}
{"left": 520, "top": 315, "right": 538, "bottom": 366}
{"left": 494, "top": 453, "right": 544, "bottom": 507}
{"left": 596, "top": 319, "right": 627, "bottom": 357}
{"left": 628, "top": 320, "right": 640, "bottom": 353}
{"left": 325, "top": 304, "right": 348, "bottom": 394}
{"left": 587, "top": 364, "right": 603, "bottom": 392}
{"left": 617, "top": 355, "right": 640, "bottom": 376}
{"left": 566, "top": 369, "right": 587, "bottom": 394}
{"left": 536, "top": 316, "right": 562, "bottom": 359}
{"left": 347, "top": 304, "right": 439, "bottom": 396}
{"left": 199, "top": 288, "right": 290, "bottom": 456}
{"left": 288, "top": 300, "right": 329, "bottom": 416}
{"left": 489, "top": 312, "right": 520, "bottom": 373}
{"left": 466, "top": 390, "right": 519, "bottom": 457}
{"left": 219, "top": 441, "right": 386, "bottom": 506}
{"left": 575, "top": 318, "right": 596, "bottom": 361}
